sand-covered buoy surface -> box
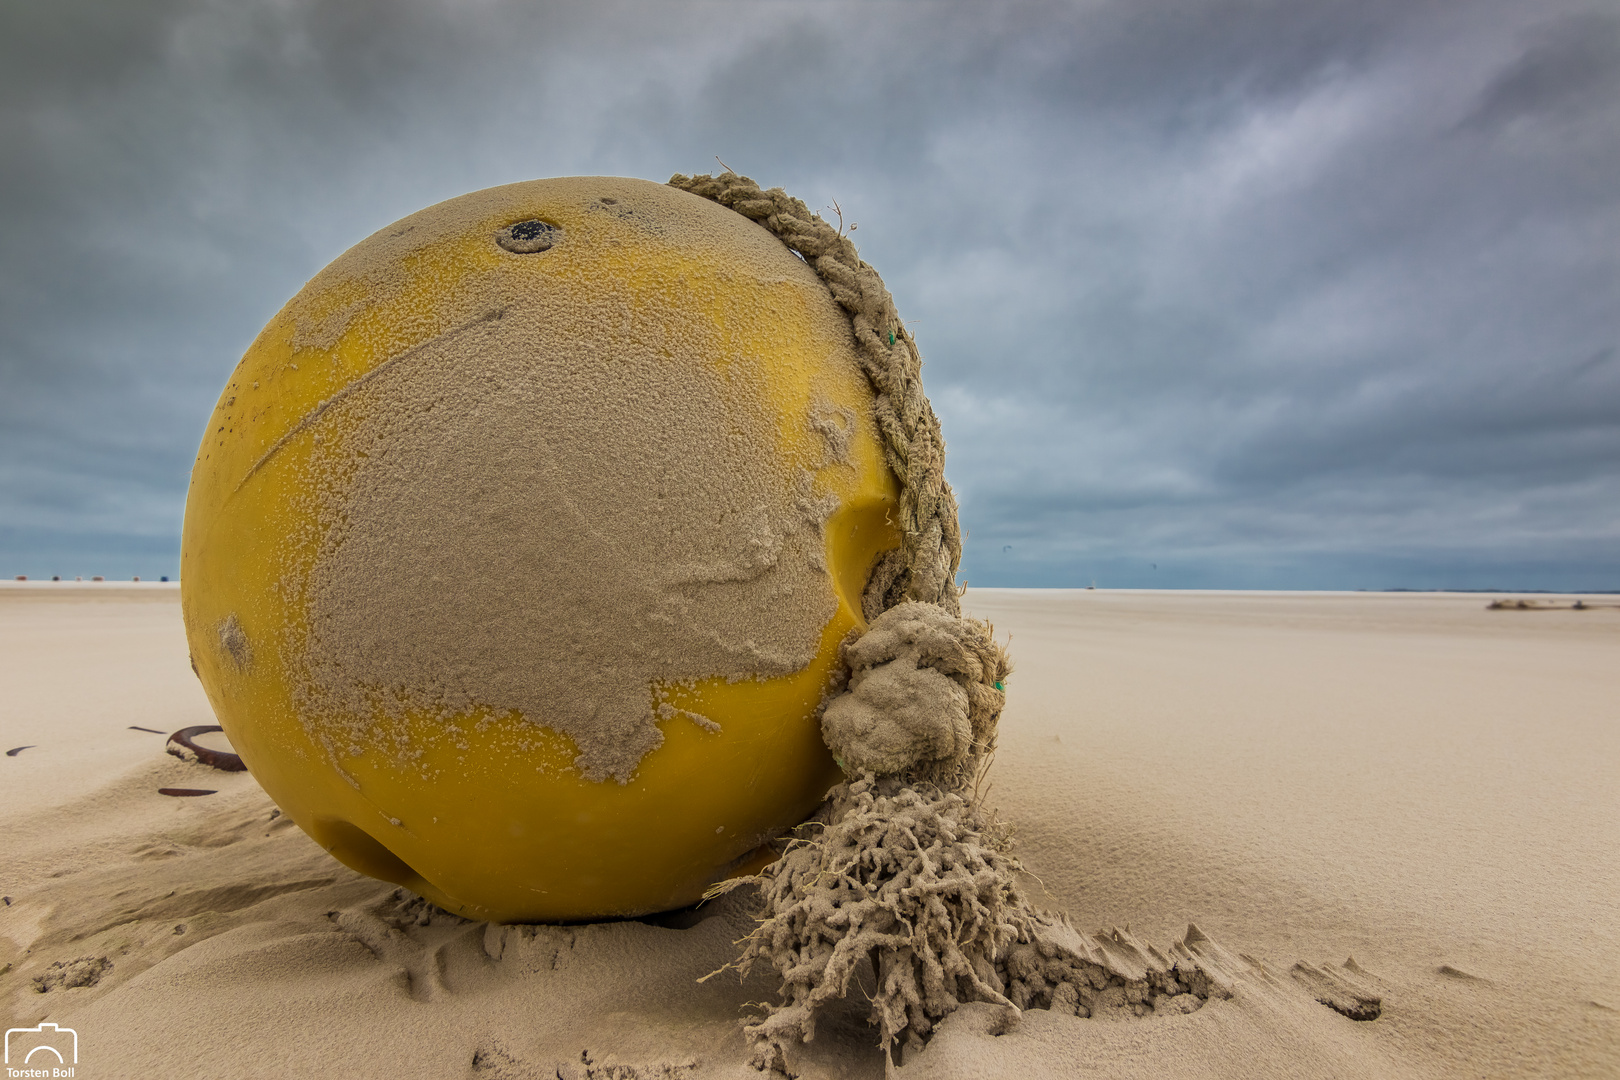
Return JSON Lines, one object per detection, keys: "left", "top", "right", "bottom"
{"left": 181, "top": 177, "right": 902, "bottom": 922}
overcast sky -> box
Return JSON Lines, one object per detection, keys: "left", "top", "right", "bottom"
{"left": 3, "top": 0, "right": 1617, "bottom": 589}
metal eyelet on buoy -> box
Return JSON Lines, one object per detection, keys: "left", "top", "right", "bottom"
{"left": 496, "top": 219, "right": 560, "bottom": 253}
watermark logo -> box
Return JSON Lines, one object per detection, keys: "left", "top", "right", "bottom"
{"left": 4, "top": 1022, "right": 77, "bottom": 1076}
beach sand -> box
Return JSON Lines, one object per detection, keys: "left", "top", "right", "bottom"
{"left": 2, "top": 583, "right": 1615, "bottom": 1077}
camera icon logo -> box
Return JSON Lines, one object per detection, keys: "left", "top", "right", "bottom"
{"left": 5, "top": 1022, "right": 78, "bottom": 1066}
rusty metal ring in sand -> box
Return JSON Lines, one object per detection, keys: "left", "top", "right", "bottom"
{"left": 166, "top": 725, "right": 247, "bottom": 772}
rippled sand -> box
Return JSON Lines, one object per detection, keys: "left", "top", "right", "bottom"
{"left": 2, "top": 584, "right": 1615, "bottom": 1077}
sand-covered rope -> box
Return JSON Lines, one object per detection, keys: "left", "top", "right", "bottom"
{"left": 821, "top": 601, "right": 1008, "bottom": 789}
{"left": 670, "top": 173, "right": 1235, "bottom": 1071}
{"left": 667, "top": 171, "right": 1007, "bottom": 788}
{"left": 704, "top": 776, "right": 1245, "bottom": 1067}
{"left": 667, "top": 172, "right": 960, "bottom": 619}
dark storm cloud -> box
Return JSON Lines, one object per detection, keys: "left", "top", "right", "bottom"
{"left": 1, "top": 0, "right": 1616, "bottom": 588}
{"left": 1468, "top": 10, "right": 1620, "bottom": 127}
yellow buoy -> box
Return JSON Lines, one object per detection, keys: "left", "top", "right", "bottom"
{"left": 181, "top": 176, "right": 901, "bottom": 922}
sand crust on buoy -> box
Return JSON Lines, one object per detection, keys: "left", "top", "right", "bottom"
{"left": 273, "top": 178, "right": 871, "bottom": 781}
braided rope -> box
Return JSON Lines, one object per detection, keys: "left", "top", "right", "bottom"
{"left": 667, "top": 176, "right": 1236, "bottom": 1071}
{"left": 671, "top": 172, "right": 1024, "bottom": 1067}
{"left": 668, "top": 172, "right": 962, "bottom": 617}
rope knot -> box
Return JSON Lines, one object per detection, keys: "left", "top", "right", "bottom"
{"left": 822, "top": 602, "right": 1009, "bottom": 785}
